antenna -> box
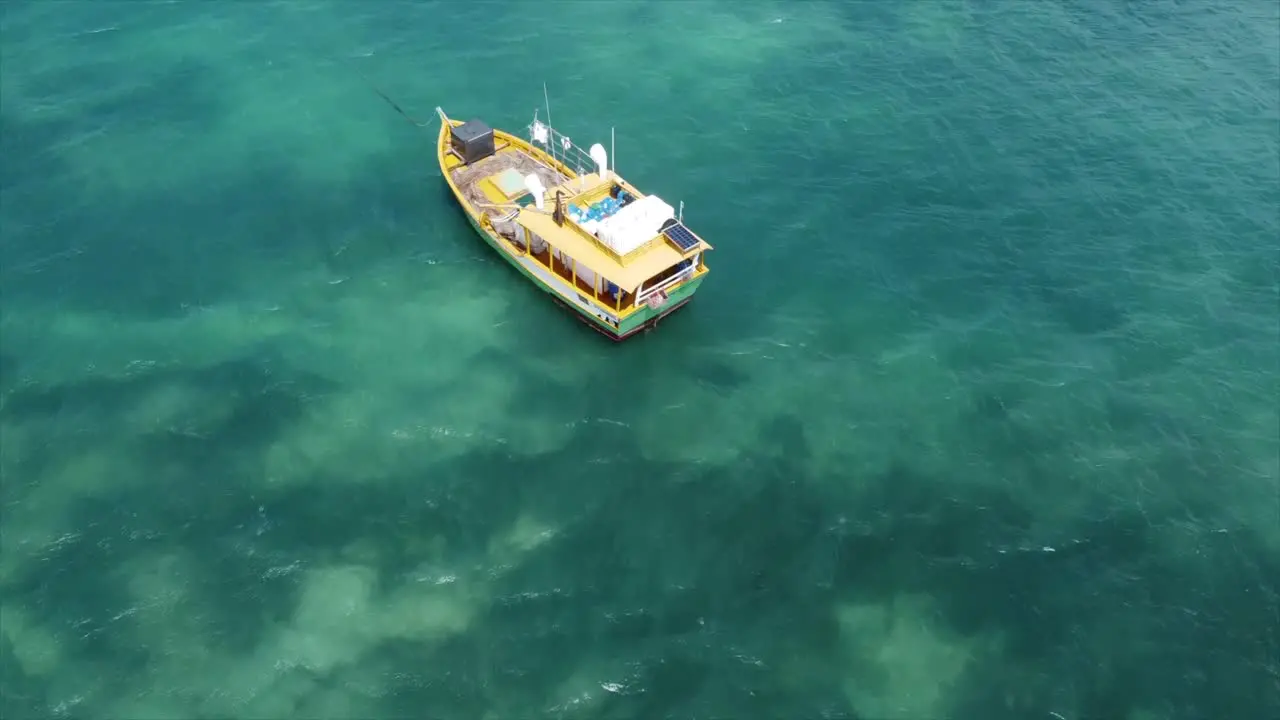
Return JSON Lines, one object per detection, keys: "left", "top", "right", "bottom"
{"left": 678, "top": 201, "right": 684, "bottom": 223}
{"left": 543, "top": 82, "right": 555, "bottom": 168}
{"left": 611, "top": 126, "right": 615, "bottom": 177}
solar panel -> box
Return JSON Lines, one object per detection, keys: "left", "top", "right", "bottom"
{"left": 662, "top": 222, "right": 700, "bottom": 252}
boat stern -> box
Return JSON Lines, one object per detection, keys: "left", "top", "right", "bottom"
{"left": 610, "top": 269, "right": 707, "bottom": 340}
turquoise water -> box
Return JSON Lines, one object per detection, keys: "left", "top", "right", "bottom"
{"left": 2, "top": 1, "right": 1277, "bottom": 717}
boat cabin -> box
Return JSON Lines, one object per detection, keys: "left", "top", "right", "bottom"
{"left": 509, "top": 173, "right": 709, "bottom": 319}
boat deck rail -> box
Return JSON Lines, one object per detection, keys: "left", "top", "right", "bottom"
{"left": 637, "top": 264, "right": 696, "bottom": 304}
{"left": 530, "top": 115, "right": 601, "bottom": 185}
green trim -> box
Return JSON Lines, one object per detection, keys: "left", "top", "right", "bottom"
{"left": 618, "top": 275, "right": 705, "bottom": 335}
{"left": 461, "top": 213, "right": 702, "bottom": 337}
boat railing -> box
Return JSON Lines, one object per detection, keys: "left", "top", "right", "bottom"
{"left": 637, "top": 264, "right": 695, "bottom": 304}
{"left": 568, "top": 221, "right": 622, "bottom": 261}
{"left": 529, "top": 113, "right": 603, "bottom": 182}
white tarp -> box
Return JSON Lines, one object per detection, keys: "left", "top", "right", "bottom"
{"left": 595, "top": 195, "right": 675, "bottom": 255}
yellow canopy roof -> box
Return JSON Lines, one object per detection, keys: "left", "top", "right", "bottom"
{"left": 514, "top": 175, "right": 712, "bottom": 292}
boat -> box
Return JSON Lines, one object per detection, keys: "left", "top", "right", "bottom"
{"left": 433, "top": 103, "right": 712, "bottom": 341}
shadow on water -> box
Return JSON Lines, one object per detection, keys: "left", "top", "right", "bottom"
{"left": 1, "top": 146, "right": 455, "bottom": 322}
{"left": 1, "top": 342, "right": 1274, "bottom": 720}
{"left": 362, "top": 417, "right": 851, "bottom": 718}
{"left": 0, "top": 52, "right": 224, "bottom": 240}
{"left": 1, "top": 61, "right": 471, "bottom": 323}
{"left": 396, "top": 411, "right": 1275, "bottom": 719}
{"left": 0, "top": 352, "right": 19, "bottom": 392}
{"left": 1, "top": 355, "right": 339, "bottom": 667}
{"left": 0, "top": 108, "right": 83, "bottom": 285}
{"left": 0, "top": 632, "right": 47, "bottom": 720}
{"left": 835, "top": 456, "right": 1278, "bottom": 719}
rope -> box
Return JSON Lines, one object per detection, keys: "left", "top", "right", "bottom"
{"left": 361, "top": 74, "right": 433, "bottom": 128}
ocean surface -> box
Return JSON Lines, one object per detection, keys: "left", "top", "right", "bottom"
{"left": 1, "top": 1, "right": 1277, "bottom": 718}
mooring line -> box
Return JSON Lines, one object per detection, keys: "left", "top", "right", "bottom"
{"left": 360, "top": 73, "right": 433, "bottom": 127}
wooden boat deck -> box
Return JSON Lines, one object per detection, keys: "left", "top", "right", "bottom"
{"left": 449, "top": 145, "right": 564, "bottom": 215}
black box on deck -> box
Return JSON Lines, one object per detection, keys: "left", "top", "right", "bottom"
{"left": 451, "top": 120, "right": 495, "bottom": 164}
